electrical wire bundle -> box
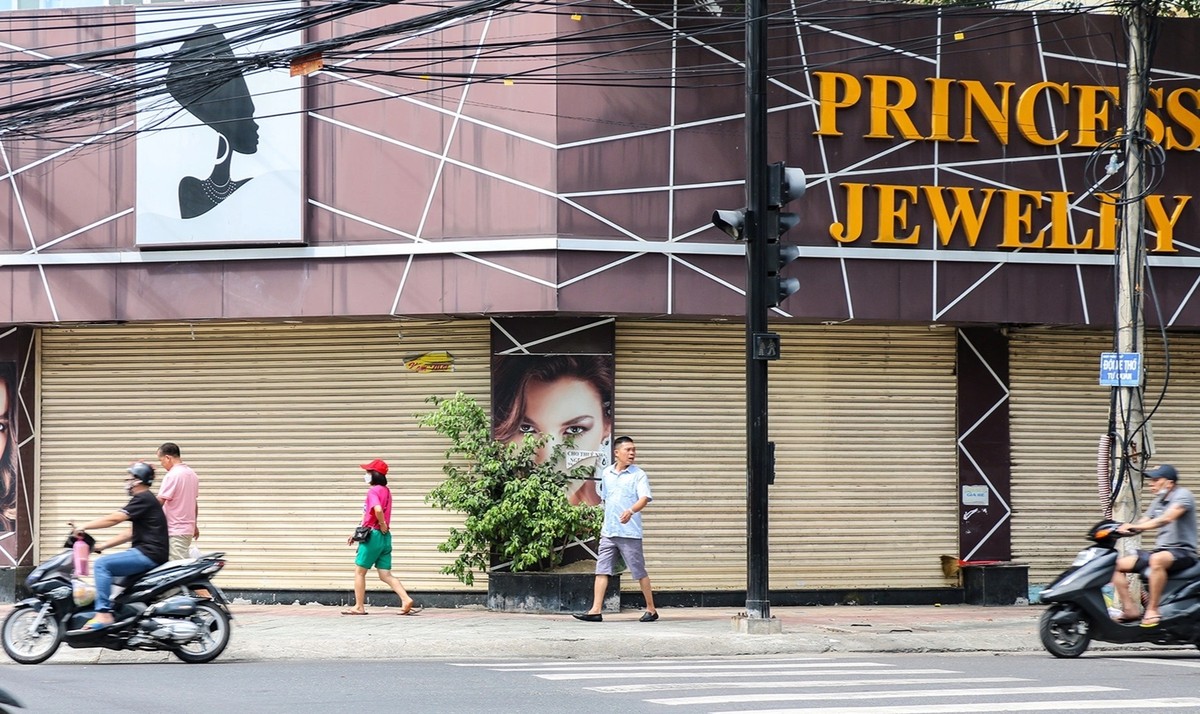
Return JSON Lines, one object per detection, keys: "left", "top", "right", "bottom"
{"left": 0, "top": 0, "right": 1133, "bottom": 145}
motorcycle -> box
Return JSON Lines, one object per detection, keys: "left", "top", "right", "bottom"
{"left": 1038, "top": 519, "right": 1200, "bottom": 657}
{"left": 2, "top": 532, "right": 233, "bottom": 664}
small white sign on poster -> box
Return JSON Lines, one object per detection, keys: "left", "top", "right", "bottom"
{"left": 962, "top": 485, "right": 990, "bottom": 506}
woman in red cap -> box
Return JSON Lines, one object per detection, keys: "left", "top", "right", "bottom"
{"left": 343, "top": 459, "right": 418, "bottom": 615}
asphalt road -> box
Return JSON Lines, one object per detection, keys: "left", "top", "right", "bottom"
{"left": 5, "top": 652, "right": 1200, "bottom": 713}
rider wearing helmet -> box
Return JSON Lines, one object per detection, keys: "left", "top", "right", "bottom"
{"left": 71, "top": 461, "right": 170, "bottom": 630}
{"left": 1111, "top": 463, "right": 1198, "bottom": 627}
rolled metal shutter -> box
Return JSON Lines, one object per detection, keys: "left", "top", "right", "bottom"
{"left": 1010, "top": 329, "right": 1200, "bottom": 585}
{"left": 616, "top": 322, "right": 958, "bottom": 591}
{"left": 38, "top": 320, "right": 489, "bottom": 592}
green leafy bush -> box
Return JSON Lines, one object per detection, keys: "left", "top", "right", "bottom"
{"left": 419, "top": 392, "right": 602, "bottom": 586}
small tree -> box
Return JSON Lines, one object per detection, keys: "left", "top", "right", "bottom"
{"left": 419, "top": 392, "right": 602, "bottom": 586}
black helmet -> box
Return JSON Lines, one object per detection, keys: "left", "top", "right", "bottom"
{"left": 127, "top": 461, "right": 155, "bottom": 485}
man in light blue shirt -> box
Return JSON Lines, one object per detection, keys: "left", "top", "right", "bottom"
{"left": 574, "top": 435, "right": 659, "bottom": 622}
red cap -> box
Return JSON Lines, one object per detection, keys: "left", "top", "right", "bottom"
{"left": 360, "top": 459, "right": 389, "bottom": 477}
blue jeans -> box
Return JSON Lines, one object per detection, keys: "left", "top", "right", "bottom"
{"left": 93, "top": 548, "right": 157, "bottom": 613}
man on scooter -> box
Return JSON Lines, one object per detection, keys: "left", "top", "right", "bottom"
{"left": 71, "top": 462, "right": 170, "bottom": 630}
{"left": 1111, "top": 463, "right": 1198, "bottom": 627}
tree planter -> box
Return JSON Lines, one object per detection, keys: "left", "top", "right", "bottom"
{"left": 487, "top": 571, "right": 621, "bottom": 614}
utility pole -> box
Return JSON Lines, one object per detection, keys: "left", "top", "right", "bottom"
{"left": 1111, "top": 0, "right": 1152, "bottom": 593}
{"left": 743, "top": 0, "right": 771, "bottom": 625}
{"left": 711, "top": 0, "right": 802, "bottom": 634}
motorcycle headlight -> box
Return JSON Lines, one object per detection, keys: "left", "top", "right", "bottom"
{"left": 1070, "top": 548, "right": 1103, "bottom": 567}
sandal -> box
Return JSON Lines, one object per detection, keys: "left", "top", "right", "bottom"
{"left": 340, "top": 610, "right": 368, "bottom": 616}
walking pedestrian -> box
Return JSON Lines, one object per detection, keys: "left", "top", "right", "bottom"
{"left": 155, "top": 442, "right": 199, "bottom": 561}
{"left": 573, "top": 435, "right": 658, "bottom": 622}
{"left": 344, "top": 459, "right": 419, "bottom": 616}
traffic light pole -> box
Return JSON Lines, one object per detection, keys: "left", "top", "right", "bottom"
{"left": 744, "top": 0, "right": 771, "bottom": 622}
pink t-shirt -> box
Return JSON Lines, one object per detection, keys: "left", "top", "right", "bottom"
{"left": 158, "top": 463, "right": 199, "bottom": 536}
{"left": 362, "top": 485, "right": 391, "bottom": 529}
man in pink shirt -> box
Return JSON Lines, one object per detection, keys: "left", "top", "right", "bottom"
{"left": 155, "top": 442, "right": 199, "bottom": 561}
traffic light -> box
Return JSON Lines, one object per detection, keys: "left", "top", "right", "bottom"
{"left": 764, "top": 161, "right": 804, "bottom": 307}
{"left": 712, "top": 209, "right": 746, "bottom": 241}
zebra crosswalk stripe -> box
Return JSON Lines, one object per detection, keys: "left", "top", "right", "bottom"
{"left": 588, "top": 676, "right": 1029, "bottom": 693}
{"left": 646, "top": 684, "right": 1119, "bottom": 706}
{"left": 709, "top": 698, "right": 1200, "bottom": 714}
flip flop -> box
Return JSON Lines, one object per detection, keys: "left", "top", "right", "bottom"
{"left": 400, "top": 603, "right": 423, "bottom": 616}
{"left": 70, "top": 617, "right": 113, "bottom": 633}
{"left": 341, "top": 610, "right": 368, "bottom": 616}
{"left": 1114, "top": 613, "right": 1142, "bottom": 623}
{"left": 1140, "top": 615, "right": 1161, "bottom": 627}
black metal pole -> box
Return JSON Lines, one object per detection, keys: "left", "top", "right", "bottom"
{"left": 745, "top": 0, "right": 770, "bottom": 621}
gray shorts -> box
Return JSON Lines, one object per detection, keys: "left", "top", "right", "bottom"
{"left": 596, "top": 536, "right": 648, "bottom": 580}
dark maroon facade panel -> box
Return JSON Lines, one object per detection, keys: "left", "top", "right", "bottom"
{"left": 0, "top": 3, "right": 1198, "bottom": 327}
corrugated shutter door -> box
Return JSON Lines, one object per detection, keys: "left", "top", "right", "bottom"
{"left": 1011, "top": 329, "right": 1200, "bottom": 585}
{"left": 39, "top": 320, "right": 490, "bottom": 591}
{"left": 616, "top": 323, "right": 747, "bottom": 591}
{"left": 616, "top": 323, "right": 958, "bottom": 591}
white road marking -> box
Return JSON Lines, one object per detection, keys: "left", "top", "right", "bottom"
{"left": 1112, "top": 657, "right": 1200, "bottom": 668}
{"left": 447, "top": 657, "right": 831, "bottom": 667}
{"left": 648, "top": 685, "right": 1119, "bottom": 706}
{"left": 588, "top": 676, "right": 1029, "bottom": 694}
{"left": 492, "top": 661, "right": 895, "bottom": 673}
{"left": 711, "top": 698, "right": 1200, "bottom": 714}
{"left": 536, "top": 668, "right": 956, "bottom": 681}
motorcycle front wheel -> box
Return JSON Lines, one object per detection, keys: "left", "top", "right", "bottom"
{"left": 2, "top": 606, "right": 63, "bottom": 664}
{"left": 173, "top": 601, "right": 231, "bottom": 664}
{"left": 1039, "top": 603, "right": 1092, "bottom": 658}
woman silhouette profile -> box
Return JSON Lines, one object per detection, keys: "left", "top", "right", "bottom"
{"left": 164, "top": 26, "right": 260, "bottom": 219}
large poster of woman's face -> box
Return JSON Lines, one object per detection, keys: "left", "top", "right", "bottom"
{"left": 492, "top": 354, "right": 614, "bottom": 506}
{"left": 491, "top": 319, "right": 616, "bottom": 509}
{"left": 0, "top": 362, "right": 17, "bottom": 533}
{"left": 135, "top": 3, "right": 303, "bottom": 246}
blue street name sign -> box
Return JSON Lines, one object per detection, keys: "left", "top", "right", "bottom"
{"left": 1099, "top": 352, "right": 1142, "bottom": 386}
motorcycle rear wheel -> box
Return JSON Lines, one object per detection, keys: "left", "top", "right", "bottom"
{"left": 2, "top": 606, "right": 63, "bottom": 664}
{"left": 173, "top": 601, "right": 231, "bottom": 664}
{"left": 1039, "top": 603, "right": 1092, "bottom": 658}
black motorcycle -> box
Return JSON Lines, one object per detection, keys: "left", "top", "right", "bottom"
{"left": 2, "top": 533, "right": 232, "bottom": 664}
{"left": 1038, "top": 520, "right": 1200, "bottom": 657}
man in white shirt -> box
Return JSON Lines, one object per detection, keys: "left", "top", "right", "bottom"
{"left": 156, "top": 441, "right": 199, "bottom": 561}
{"left": 574, "top": 435, "right": 659, "bottom": 622}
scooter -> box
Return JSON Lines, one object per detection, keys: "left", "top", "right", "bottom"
{"left": 2, "top": 532, "right": 233, "bottom": 664}
{"left": 1038, "top": 520, "right": 1200, "bottom": 657}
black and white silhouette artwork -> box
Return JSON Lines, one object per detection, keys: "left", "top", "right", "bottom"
{"left": 165, "top": 26, "right": 259, "bottom": 219}
{"left": 136, "top": 4, "right": 302, "bottom": 246}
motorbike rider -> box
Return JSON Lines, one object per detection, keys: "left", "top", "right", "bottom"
{"left": 1111, "top": 463, "right": 1198, "bottom": 627}
{"left": 71, "top": 462, "right": 169, "bottom": 630}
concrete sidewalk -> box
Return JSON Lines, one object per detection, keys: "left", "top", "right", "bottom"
{"left": 0, "top": 601, "right": 1086, "bottom": 664}
{"left": 223, "top": 602, "right": 1052, "bottom": 662}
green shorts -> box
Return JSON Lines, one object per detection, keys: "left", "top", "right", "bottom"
{"left": 354, "top": 529, "right": 393, "bottom": 570}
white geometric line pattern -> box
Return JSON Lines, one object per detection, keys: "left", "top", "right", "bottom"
{"left": 957, "top": 329, "right": 1013, "bottom": 562}
{"left": 0, "top": 3, "right": 1180, "bottom": 327}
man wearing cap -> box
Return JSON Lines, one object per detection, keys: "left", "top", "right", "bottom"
{"left": 1111, "top": 464, "right": 1198, "bottom": 626}
{"left": 72, "top": 461, "right": 169, "bottom": 629}
{"left": 343, "top": 459, "right": 418, "bottom": 616}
